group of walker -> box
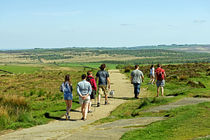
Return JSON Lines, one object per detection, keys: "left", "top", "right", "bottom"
{"left": 61, "top": 64, "right": 110, "bottom": 121}
{"left": 61, "top": 63, "right": 166, "bottom": 121}
{"left": 130, "top": 64, "right": 166, "bottom": 99}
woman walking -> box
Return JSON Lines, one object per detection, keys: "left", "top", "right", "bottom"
{"left": 77, "top": 74, "right": 92, "bottom": 121}
{"left": 62, "top": 74, "right": 73, "bottom": 120}
{"left": 150, "top": 65, "right": 155, "bottom": 85}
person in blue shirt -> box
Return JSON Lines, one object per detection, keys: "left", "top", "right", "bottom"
{"left": 62, "top": 74, "right": 73, "bottom": 120}
{"left": 77, "top": 74, "right": 92, "bottom": 121}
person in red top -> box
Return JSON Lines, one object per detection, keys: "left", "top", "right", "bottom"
{"left": 155, "top": 64, "right": 166, "bottom": 97}
{"left": 86, "top": 71, "right": 97, "bottom": 113}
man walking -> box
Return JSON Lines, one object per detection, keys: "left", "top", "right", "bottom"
{"left": 155, "top": 64, "right": 166, "bottom": 97}
{"left": 96, "top": 64, "right": 110, "bottom": 107}
{"left": 131, "top": 65, "right": 144, "bottom": 99}
{"left": 77, "top": 74, "right": 92, "bottom": 120}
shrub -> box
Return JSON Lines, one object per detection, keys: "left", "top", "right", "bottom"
{"left": 179, "top": 75, "right": 189, "bottom": 81}
{"left": 187, "top": 81, "right": 206, "bottom": 88}
{"left": 1, "top": 94, "right": 29, "bottom": 109}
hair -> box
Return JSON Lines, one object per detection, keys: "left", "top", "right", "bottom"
{"left": 135, "top": 65, "right": 139, "bottom": 69}
{"left": 87, "top": 71, "right": 92, "bottom": 76}
{"left": 100, "top": 64, "right": 106, "bottom": 70}
{"left": 64, "top": 74, "right": 71, "bottom": 85}
{"left": 157, "top": 64, "right": 161, "bottom": 67}
{"left": 82, "top": 74, "right": 86, "bottom": 79}
{"left": 150, "top": 65, "right": 154, "bottom": 69}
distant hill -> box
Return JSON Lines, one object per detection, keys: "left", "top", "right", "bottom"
{"left": 130, "top": 44, "right": 210, "bottom": 53}
{"left": 0, "top": 44, "right": 209, "bottom": 64}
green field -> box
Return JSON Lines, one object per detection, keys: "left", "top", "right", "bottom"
{"left": 0, "top": 64, "right": 98, "bottom": 130}
{"left": 0, "top": 65, "right": 41, "bottom": 74}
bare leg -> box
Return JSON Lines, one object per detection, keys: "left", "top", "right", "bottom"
{"left": 83, "top": 103, "right": 88, "bottom": 119}
{"left": 88, "top": 101, "right": 91, "bottom": 112}
{"left": 157, "top": 87, "right": 160, "bottom": 97}
{"left": 105, "top": 94, "right": 108, "bottom": 102}
{"left": 161, "top": 87, "right": 164, "bottom": 96}
{"left": 98, "top": 94, "right": 101, "bottom": 103}
{"left": 152, "top": 78, "right": 155, "bottom": 84}
{"left": 81, "top": 103, "right": 85, "bottom": 118}
{"left": 65, "top": 100, "right": 70, "bottom": 115}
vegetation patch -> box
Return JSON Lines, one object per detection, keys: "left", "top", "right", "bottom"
{"left": 121, "top": 102, "right": 210, "bottom": 140}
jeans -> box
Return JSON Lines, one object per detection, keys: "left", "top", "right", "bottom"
{"left": 133, "top": 83, "right": 141, "bottom": 97}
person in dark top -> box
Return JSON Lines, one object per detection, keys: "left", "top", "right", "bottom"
{"left": 95, "top": 64, "right": 110, "bottom": 107}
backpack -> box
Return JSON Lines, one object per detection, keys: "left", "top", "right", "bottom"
{"left": 86, "top": 76, "right": 94, "bottom": 87}
{"left": 157, "top": 69, "right": 164, "bottom": 80}
{"left": 60, "top": 83, "right": 65, "bottom": 92}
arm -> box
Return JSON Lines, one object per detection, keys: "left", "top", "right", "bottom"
{"left": 107, "top": 77, "right": 111, "bottom": 89}
{"left": 164, "top": 72, "right": 166, "bottom": 78}
{"left": 130, "top": 72, "right": 133, "bottom": 84}
{"left": 141, "top": 75, "right": 144, "bottom": 82}
{"left": 77, "top": 84, "right": 82, "bottom": 97}
{"left": 88, "top": 84, "right": 92, "bottom": 96}
{"left": 92, "top": 78, "right": 97, "bottom": 91}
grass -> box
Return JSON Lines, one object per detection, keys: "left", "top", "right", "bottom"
{"left": 92, "top": 97, "right": 180, "bottom": 125}
{"left": 121, "top": 102, "right": 210, "bottom": 140}
{"left": 0, "top": 64, "right": 98, "bottom": 131}
{"left": 59, "top": 62, "right": 117, "bottom": 70}
{"left": 0, "top": 65, "right": 41, "bottom": 74}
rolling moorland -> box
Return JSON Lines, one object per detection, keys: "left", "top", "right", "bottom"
{"left": 0, "top": 44, "right": 210, "bottom": 65}
{"left": 0, "top": 45, "right": 210, "bottom": 139}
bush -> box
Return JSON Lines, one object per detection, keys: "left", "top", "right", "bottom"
{"left": 187, "top": 81, "right": 206, "bottom": 88}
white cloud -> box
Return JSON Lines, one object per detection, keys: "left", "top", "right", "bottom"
{"left": 193, "top": 19, "right": 207, "bottom": 24}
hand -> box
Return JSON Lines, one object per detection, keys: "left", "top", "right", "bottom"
{"left": 82, "top": 96, "right": 86, "bottom": 100}
{"left": 108, "top": 84, "right": 111, "bottom": 89}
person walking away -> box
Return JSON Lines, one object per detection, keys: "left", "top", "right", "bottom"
{"left": 62, "top": 74, "right": 73, "bottom": 120}
{"left": 95, "top": 64, "right": 110, "bottom": 107}
{"left": 77, "top": 74, "right": 92, "bottom": 120}
{"left": 150, "top": 65, "right": 155, "bottom": 85}
{"left": 155, "top": 64, "right": 166, "bottom": 97}
{"left": 86, "top": 71, "right": 97, "bottom": 113}
{"left": 131, "top": 65, "right": 144, "bottom": 99}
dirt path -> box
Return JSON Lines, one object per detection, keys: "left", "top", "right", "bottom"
{"left": 0, "top": 70, "right": 137, "bottom": 140}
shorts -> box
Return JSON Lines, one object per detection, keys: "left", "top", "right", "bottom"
{"left": 90, "top": 90, "right": 96, "bottom": 99}
{"left": 150, "top": 73, "right": 155, "bottom": 78}
{"left": 156, "top": 80, "right": 165, "bottom": 87}
{"left": 98, "top": 85, "right": 108, "bottom": 95}
{"left": 79, "top": 96, "right": 90, "bottom": 104}
{"left": 64, "top": 93, "right": 73, "bottom": 100}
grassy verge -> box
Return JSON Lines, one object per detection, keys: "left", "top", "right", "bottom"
{"left": 92, "top": 97, "right": 180, "bottom": 125}
{"left": 121, "top": 102, "right": 210, "bottom": 140}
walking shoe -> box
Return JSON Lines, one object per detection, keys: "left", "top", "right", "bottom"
{"left": 65, "top": 113, "right": 69, "bottom": 120}
{"left": 105, "top": 101, "right": 110, "bottom": 105}
{"left": 68, "top": 115, "right": 70, "bottom": 120}
{"left": 88, "top": 110, "right": 92, "bottom": 113}
{"left": 97, "top": 102, "right": 100, "bottom": 107}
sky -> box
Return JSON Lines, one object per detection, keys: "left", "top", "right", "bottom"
{"left": 0, "top": 0, "right": 210, "bottom": 49}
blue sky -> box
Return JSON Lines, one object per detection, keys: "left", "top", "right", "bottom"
{"left": 0, "top": 0, "right": 209, "bottom": 49}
